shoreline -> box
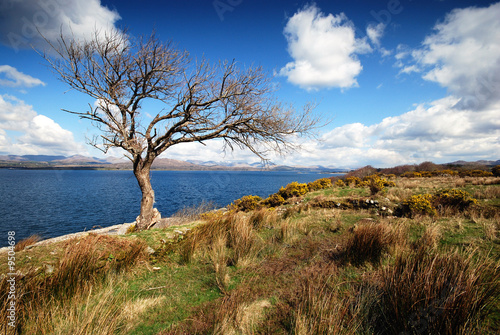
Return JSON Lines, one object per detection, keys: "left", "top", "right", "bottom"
{"left": 0, "top": 216, "right": 188, "bottom": 253}
{"left": 0, "top": 222, "right": 134, "bottom": 254}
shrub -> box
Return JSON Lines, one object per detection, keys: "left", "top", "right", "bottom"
{"left": 492, "top": 165, "right": 500, "bottom": 177}
{"left": 401, "top": 171, "right": 422, "bottom": 178}
{"left": 277, "top": 182, "right": 309, "bottom": 200}
{"left": 262, "top": 193, "right": 285, "bottom": 208}
{"left": 368, "top": 177, "right": 386, "bottom": 196}
{"left": 459, "top": 169, "right": 493, "bottom": 177}
{"left": 335, "top": 179, "right": 346, "bottom": 187}
{"left": 432, "top": 189, "right": 478, "bottom": 213}
{"left": 231, "top": 195, "right": 262, "bottom": 212}
{"left": 438, "top": 169, "right": 459, "bottom": 176}
{"left": 345, "top": 176, "right": 362, "bottom": 186}
{"left": 396, "top": 194, "right": 436, "bottom": 217}
{"left": 362, "top": 175, "right": 395, "bottom": 195}
{"left": 396, "top": 189, "right": 479, "bottom": 218}
{"left": 307, "top": 178, "right": 332, "bottom": 191}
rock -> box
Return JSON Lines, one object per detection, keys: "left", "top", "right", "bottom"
{"left": 145, "top": 246, "right": 155, "bottom": 255}
{"left": 45, "top": 264, "right": 54, "bottom": 274}
{"left": 152, "top": 267, "right": 161, "bottom": 271}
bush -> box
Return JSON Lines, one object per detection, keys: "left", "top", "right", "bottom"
{"left": 231, "top": 195, "right": 262, "bottom": 212}
{"left": 307, "top": 178, "right": 332, "bottom": 191}
{"left": 362, "top": 175, "right": 396, "bottom": 195}
{"left": 262, "top": 193, "right": 285, "bottom": 208}
{"left": 345, "top": 176, "right": 362, "bottom": 186}
{"left": 368, "top": 177, "right": 386, "bottom": 196}
{"left": 459, "top": 169, "right": 493, "bottom": 177}
{"left": 432, "top": 189, "right": 478, "bottom": 213}
{"left": 401, "top": 171, "right": 422, "bottom": 178}
{"left": 396, "top": 189, "right": 479, "bottom": 217}
{"left": 277, "top": 182, "right": 309, "bottom": 200}
{"left": 335, "top": 179, "right": 346, "bottom": 187}
{"left": 492, "top": 165, "right": 500, "bottom": 177}
{"left": 396, "top": 194, "right": 436, "bottom": 217}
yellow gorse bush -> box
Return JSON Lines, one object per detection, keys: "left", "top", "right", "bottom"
{"left": 397, "top": 188, "right": 479, "bottom": 217}
{"left": 231, "top": 195, "right": 263, "bottom": 212}
{"left": 400, "top": 194, "right": 437, "bottom": 217}
{"left": 278, "top": 182, "right": 309, "bottom": 199}
{"left": 307, "top": 178, "right": 332, "bottom": 191}
{"left": 433, "top": 189, "right": 478, "bottom": 211}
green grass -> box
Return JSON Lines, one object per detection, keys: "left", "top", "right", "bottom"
{"left": 125, "top": 264, "right": 222, "bottom": 334}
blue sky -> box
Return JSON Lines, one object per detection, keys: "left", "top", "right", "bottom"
{"left": 0, "top": 0, "right": 499, "bottom": 168}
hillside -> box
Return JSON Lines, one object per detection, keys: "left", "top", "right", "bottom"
{"left": 1, "top": 168, "right": 499, "bottom": 334}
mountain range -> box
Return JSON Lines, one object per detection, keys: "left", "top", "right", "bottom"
{"left": 0, "top": 154, "right": 348, "bottom": 173}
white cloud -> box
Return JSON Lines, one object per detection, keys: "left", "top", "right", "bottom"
{"left": 366, "top": 23, "right": 385, "bottom": 47}
{"left": 408, "top": 2, "right": 500, "bottom": 110}
{"left": 275, "top": 96, "right": 500, "bottom": 168}
{"left": 279, "top": 4, "right": 371, "bottom": 90}
{"left": 0, "top": 0, "right": 121, "bottom": 51}
{"left": 0, "top": 94, "right": 86, "bottom": 155}
{"left": 0, "top": 95, "right": 37, "bottom": 130}
{"left": 299, "top": 2, "right": 500, "bottom": 167}
{"left": 0, "top": 65, "right": 46, "bottom": 87}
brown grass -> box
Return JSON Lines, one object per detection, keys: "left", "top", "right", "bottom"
{"left": 228, "top": 215, "right": 259, "bottom": 267}
{"left": 341, "top": 221, "right": 397, "bottom": 266}
{"left": 14, "top": 234, "right": 42, "bottom": 252}
{"left": 0, "top": 234, "right": 145, "bottom": 333}
{"left": 288, "top": 263, "right": 361, "bottom": 334}
{"left": 367, "top": 249, "right": 500, "bottom": 334}
{"left": 209, "top": 233, "right": 230, "bottom": 294}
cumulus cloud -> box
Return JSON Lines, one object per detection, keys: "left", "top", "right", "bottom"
{"left": 409, "top": 2, "right": 500, "bottom": 110}
{"left": 279, "top": 4, "right": 371, "bottom": 90}
{"left": 278, "top": 96, "right": 500, "bottom": 168}
{"left": 0, "top": 0, "right": 121, "bottom": 51}
{"left": 0, "top": 65, "right": 46, "bottom": 87}
{"left": 0, "top": 94, "right": 86, "bottom": 155}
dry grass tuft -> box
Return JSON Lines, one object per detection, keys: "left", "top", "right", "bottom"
{"left": 368, "top": 249, "right": 500, "bottom": 334}
{"left": 289, "top": 263, "right": 361, "bottom": 334}
{"left": 213, "top": 298, "right": 272, "bottom": 335}
{"left": 341, "top": 221, "right": 396, "bottom": 266}
{"left": 14, "top": 234, "right": 42, "bottom": 252}
{"left": 209, "top": 233, "right": 230, "bottom": 294}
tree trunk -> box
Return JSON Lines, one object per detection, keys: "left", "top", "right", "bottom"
{"left": 134, "top": 162, "right": 160, "bottom": 230}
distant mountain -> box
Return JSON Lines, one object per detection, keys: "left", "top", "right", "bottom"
{"left": 0, "top": 154, "right": 348, "bottom": 172}
{"left": 52, "top": 155, "right": 110, "bottom": 165}
{"left": 0, "top": 155, "right": 67, "bottom": 162}
{"left": 446, "top": 160, "right": 500, "bottom": 167}
{"left": 187, "top": 160, "right": 268, "bottom": 168}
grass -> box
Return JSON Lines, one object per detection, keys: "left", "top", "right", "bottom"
{"left": 1, "top": 173, "right": 499, "bottom": 334}
{"left": 14, "top": 234, "right": 42, "bottom": 252}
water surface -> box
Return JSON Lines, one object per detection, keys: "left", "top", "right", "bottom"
{"left": 0, "top": 169, "right": 331, "bottom": 245}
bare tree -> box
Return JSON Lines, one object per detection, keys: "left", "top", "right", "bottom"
{"left": 43, "top": 29, "right": 319, "bottom": 230}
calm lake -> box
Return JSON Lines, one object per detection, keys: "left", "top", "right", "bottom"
{"left": 0, "top": 169, "right": 332, "bottom": 246}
